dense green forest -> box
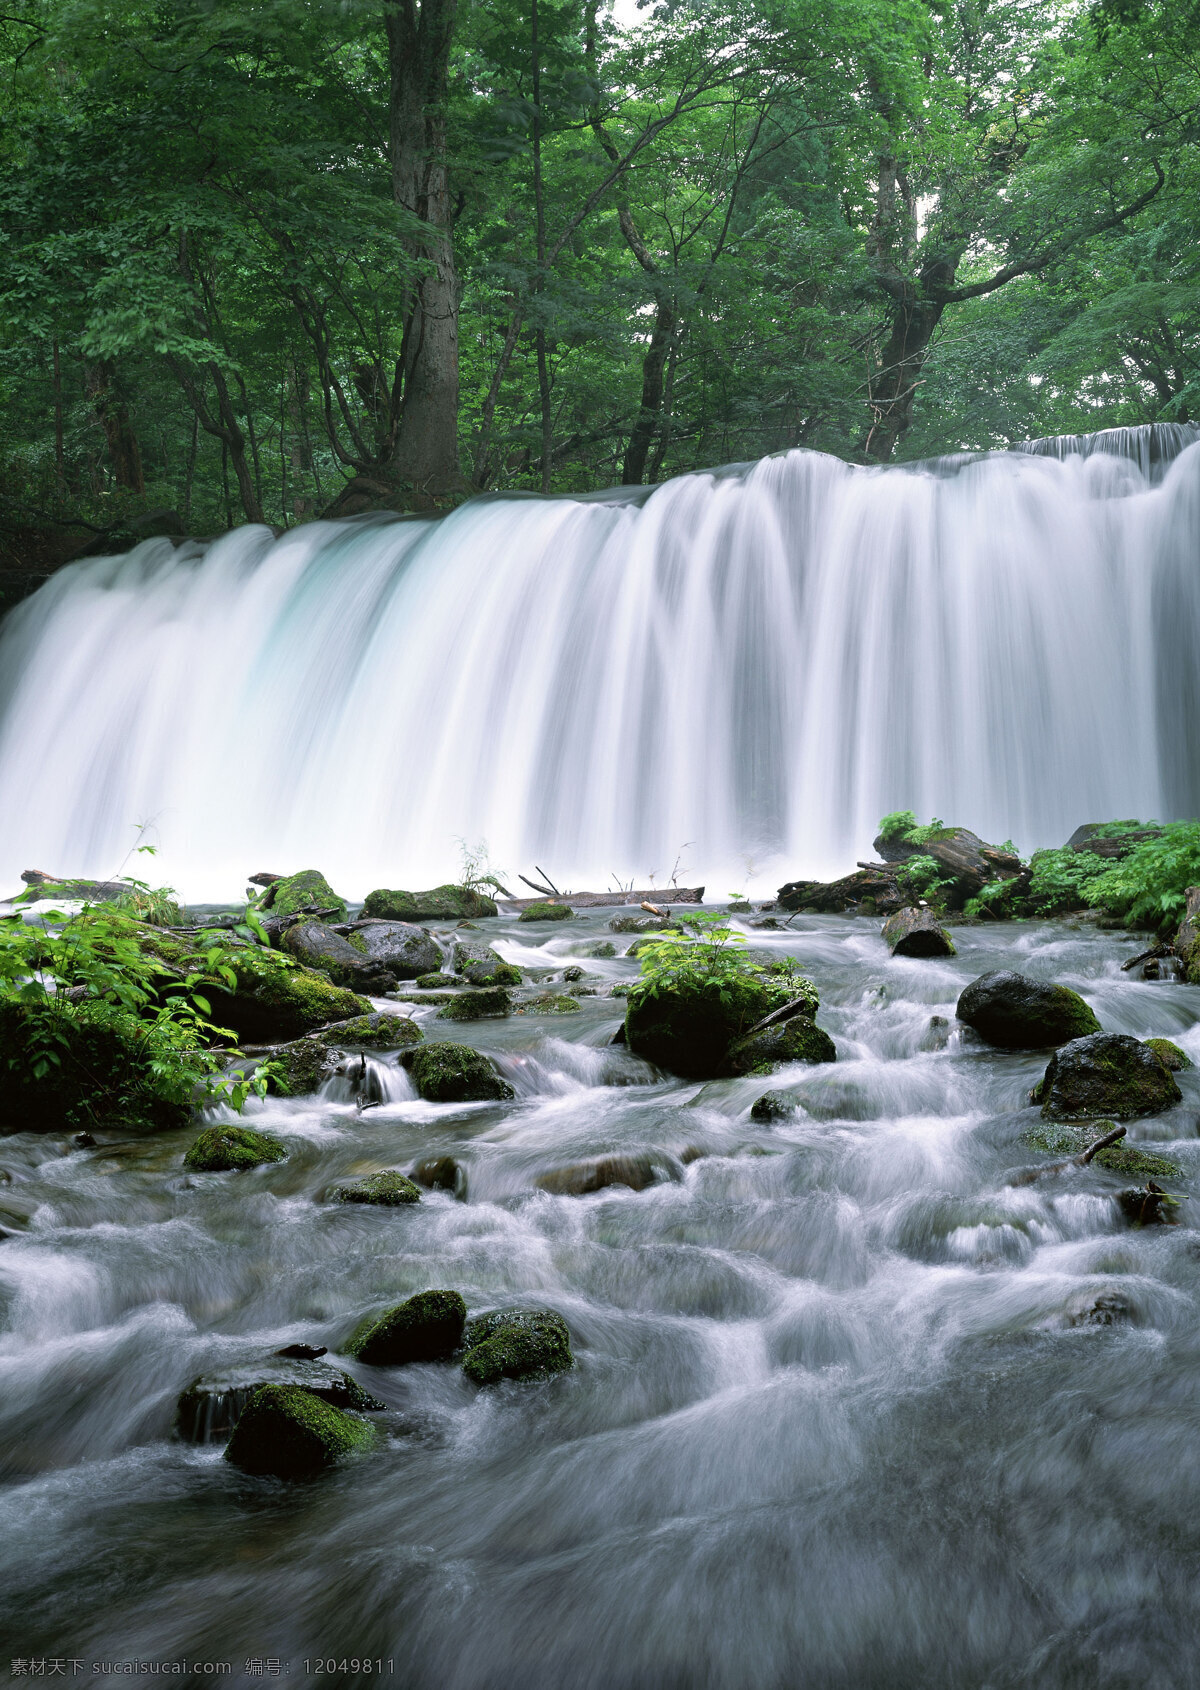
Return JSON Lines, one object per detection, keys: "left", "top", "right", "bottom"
{"left": 0, "top": 0, "right": 1196, "bottom": 558}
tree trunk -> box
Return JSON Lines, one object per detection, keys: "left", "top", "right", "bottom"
{"left": 864, "top": 282, "right": 945, "bottom": 462}
{"left": 84, "top": 362, "right": 146, "bottom": 494}
{"left": 382, "top": 0, "right": 461, "bottom": 501}
{"left": 623, "top": 297, "right": 676, "bottom": 484}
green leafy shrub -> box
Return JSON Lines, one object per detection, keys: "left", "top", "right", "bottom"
{"left": 1084, "top": 821, "right": 1200, "bottom": 931}
{"left": 898, "top": 854, "right": 952, "bottom": 897}
{"left": 878, "top": 810, "right": 918, "bottom": 842}
{"left": 1025, "top": 848, "right": 1109, "bottom": 915}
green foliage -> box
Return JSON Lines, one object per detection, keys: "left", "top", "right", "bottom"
{"left": 1084, "top": 822, "right": 1200, "bottom": 931}
{"left": 898, "top": 854, "right": 949, "bottom": 896}
{"left": 878, "top": 810, "right": 917, "bottom": 842}
{"left": 1025, "top": 848, "right": 1109, "bottom": 916}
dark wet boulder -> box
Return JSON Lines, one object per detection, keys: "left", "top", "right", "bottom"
{"left": 415, "top": 971, "right": 453, "bottom": 988}
{"left": 347, "top": 921, "right": 442, "bottom": 980}
{"left": 223, "top": 1384, "right": 376, "bottom": 1478}
{"left": 265, "top": 1012, "right": 422, "bottom": 1097}
{"left": 281, "top": 921, "right": 396, "bottom": 992}
{"left": 262, "top": 1035, "right": 333, "bottom": 1097}
{"left": 410, "top": 1155, "right": 466, "bottom": 1197}
{"left": 452, "top": 940, "right": 522, "bottom": 986}
{"left": 209, "top": 951, "right": 369, "bottom": 1044}
{"left": 344, "top": 1289, "right": 467, "bottom": 1365}
{"left": 1117, "top": 1182, "right": 1179, "bottom": 1226}
{"left": 515, "top": 993, "right": 582, "bottom": 1015}
{"left": 871, "top": 827, "right": 1024, "bottom": 908}
{"left": 624, "top": 973, "right": 798, "bottom": 1081}
{"left": 535, "top": 1154, "right": 657, "bottom": 1196}
{"left": 328, "top": 1170, "right": 422, "bottom": 1206}
{"left": 726, "top": 1016, "right": 836, "bottom": 1075}
{"left": 750, "top": 1090, "right": 800, "bottom": 1122}
{"left": 518, "top": 901, "right": 572, "bottom": 923}
{"left": 438, "top": 987, "right": 512, "bottom": 1021}
{"left": 1145, "top": 1038, "right": 1192, "bottom": 1071}
{"left": 957, "top": 970, "right": 1100, "bottom": 1049}
{"left": 1033, "top": 1033, "right": 1183, "bottom": 1120}
{"left": 1174, "top": 887, "right": 1200, "bottom": 982}
{"left": 1067, "top": 823, "right": 1164, "bottom": 859}
{"left": 778, "top": 867, "right": 903, "bottom": 914}
{"left": 882, "top": 907, "right": 957, "bottom": 958}
{"left": 176, "top": 1359, "right": 384, "bottom": 1443}
{"left": 362, "top": 885, "right": 498, "bottom": 921}
{"left": 461, "top": 1309, "right": 573, "bottom": 1385}
{"left": 0, "top": 1000, "right": 192, "bottom": 1136}
{"left": 258, "top": 869, "right": 348, "bottom": 925}
{"left": 405, "top": 1043, "right": 515, "bottom": 1103}
{"left": 609, "top": 914, "right": 671, "bottom": 934}
{"left": 184, "top": 1125, "right": 287, "bottom": 1172}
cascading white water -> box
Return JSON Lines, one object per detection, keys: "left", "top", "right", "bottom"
{"left": 0, "top": 423, "right": 1197, "bottom": 900}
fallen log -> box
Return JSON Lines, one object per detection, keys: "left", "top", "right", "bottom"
{"left": 499, "top": 886, "right": 705, "bottom": 911}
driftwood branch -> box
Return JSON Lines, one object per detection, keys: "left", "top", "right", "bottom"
{"left": 535, "top": 865, "right": 562, "bottom": 897}
{"left": 1076, "top": 1124, "right": 1127, "bottom": 1165}
{"left": 741, "top": 994, "right": 818, "bottom": 1041}
{"left": 519, "top": 873, "right": 557, "bottom": 899}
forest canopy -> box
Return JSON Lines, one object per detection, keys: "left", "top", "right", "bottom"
{"left": 0, "top": 0, "right": 1196, "bottom": 552}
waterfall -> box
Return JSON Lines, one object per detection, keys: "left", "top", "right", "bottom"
{"left": 1, "top": 424, "right": 1198, "bottom": 901}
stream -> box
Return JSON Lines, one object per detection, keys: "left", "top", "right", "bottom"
{"left": 0, "top": 906, "right": 1198, "bottom": 1688}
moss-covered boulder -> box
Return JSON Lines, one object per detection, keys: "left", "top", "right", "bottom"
{"left": 535, "top": 1154, "right": 656, "bottom": 1195}
{"left": 881, "top": 907, "right": 956, "bottom": 958}
{"left": 452, "top": 940, "right": 522, "bottom": 986}
{"left": 184, "top": 1125, "right": 287, "bottom": 1172}
{"left": 726, "top": 1016, "right": 836, "bottom": 1075}
{"left": 415, "top": 972, "right": 452, "bottom": 989}
{"left": 328, "top": 1170, "right": 422, "bottom": 1206}
{"left": 1033, "top": 1033, "right": 1183, "bottom": 1120}
{"left": 280, "top": 921, "right": 395, "bottom": 992}
{"left": 515, "top": 993, "right": 582, "bottom": 1015}
{"left": 518, "top": 901, "right": 572, "bottom": 923}
{"left": 624, "top": 972, "right": 800, "bottom": 1080}
{"left": 438, "top": 987, "right": 511, "bottom": 1021}
{"left": 210, "top": 951, "right": 369, "bottom": 1044}
{"left": 347, "top": 921, "right": 442, "bottom": 979}
{"left": 750, "top": 1089, "right": 800, "bottom": 1122}
{"left": 362, "top": 885, "right": 498, "bottom": 921}
{"left": 1117, "top": 1183, "right": 1180, "bottom": 1226}
{"left": 609, "top": 914, "right": 670, "bottom": 934}
{"left": 1020, "top": 1121, "right": 1180, "bottom": 1178}
{"left": 344, "top": 1289, "right": 467, "bottom": 1365}
{"left": 223, "top": 1384, "right": 375, "bottom": 1478}
{"left": 461, "top": 1309, "right": 573, "bottom": 1385}
{"left": 259, "top": 869, "right": 348, "bottom": 925}
{"left": 177, "top": 1360, "right": 384, "bottom": 1443}
{"left": 406, "top": 1043, "right": 514, "bottom": 1102}
{"left": 1145, "top": 1037, "right": 1192, "bottom": 1072}
{"left": 265, "top": 1013, "right": 421, "bottom": 1097}
{"left": 957, "top": 970, "right": 1101, "bottom": 1049}
{"left": 0, "top": 1000, "right": 192, "bottom": 1136}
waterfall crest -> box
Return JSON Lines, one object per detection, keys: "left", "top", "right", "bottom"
{"left": 1, "top": 425, "right": 1197, "bottom": 899}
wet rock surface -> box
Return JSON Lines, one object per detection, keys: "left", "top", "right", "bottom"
{"left": 1033, "top": 1032, "right": 1184, "bottom": 1120}
{"left": 957, "top": 970, "right": 1101, "bottom": 1048}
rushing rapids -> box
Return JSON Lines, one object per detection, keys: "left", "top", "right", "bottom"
{"left": 0, "top": 423, "right": 1197, "bottom": 900}
{"left": 0, "top": 906, "right": 1198, "bottom": 1685}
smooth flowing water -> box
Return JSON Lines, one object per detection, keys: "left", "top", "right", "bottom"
{"left": 1, "top": 907, "right": 1198, "bottom": 1687}
{"left": 0, "top": 424, "right": 1198, "bottom": 899}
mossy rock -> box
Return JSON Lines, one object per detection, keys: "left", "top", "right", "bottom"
{"left": 516, "top": 993, "right": 582, "bottom": 1015}
{"left": 265, "top": 1013, "right": 421, "bottom": 1097}
{"left": 957, "top": 971, "right": 1100, "bottom": 1049}
{"left": 881, "top": 907, "right": 957, "bottom": 957}
{"left": 344, "top": 1289, "right": 467, "bottom": 1365}
{"left": 347, "top": 921, "right": 442, "bottom": 979}
{"left": 1033, "top": 1034, "right": 1183, "bottom": 1120}
{"left": 750, "top": 1089, "right": 800, "bottom": 1122}
{"left": 184, "top": 1125, "right": 287, "bottom": 1172}
{"left": 210, "top": 950, "right": 369, "bottom": 1044}
{"left": 406, "top": 1043, "right": 514, "bottom": 1103}
{"left": 453, "top": 941, "right": 522, "bottom": 986}
{"left": 362, "top": 885, "right": 498, "bottom": 921}
{"left": 573, "top": 940, "right": 616, "bottom": 959}
{"left": 223, "top": 1384, "right": 375, "bottom": 1478}
{"left": 624, "top": 973, "right": 802, "bottom": 1080}
{"left": 461, "top": 1309, "right": 573, "bottom": 1385}
{"left": 262, "top": 1036, "right": 331, "bottom": 1098}
{"left": 518, "top": 902, "right": 572, "bottom": 922}
{"left": 1020, "top": 1120, "right": 1181, "bottom": 1177}
{"left": 177, "top": 1360, "right": 384, "bottom": 1443}
{"left": 280, "top": 920, "right": 394, "bottom": 991}
{"left": 259, "top": 869, "right": 348, "bottom": 925}
{"left": 438, "top": 987, "right": 511, "bottom": 1021}
{"left": 727, "top": 1017, "right": 836, "bottom": 1076}
{"left": 415, "top": 972, "right": 453, "bottom": 989}
{"left": 329, "top": 1170, "right": 421, "bottom": 1206}
{"left": 0, "top": 999, "right": 193, "bottom": 1136}
{"left": 609, "top": 914, "right": 671, "bottom": 934}
{"left": 1145, "top": 1038, "right": 1192, "bottom": 1072}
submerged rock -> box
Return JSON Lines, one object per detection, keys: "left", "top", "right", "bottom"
{"left": 1117, "top": 1182, "right": 1179, "bottom": 1226}
{"left": 346, "top": 921, "right": 442, "bottom": 979}
{"left": 1145, "top": 1037, "right": 1192, "bottom": 1072}
{"left": 177, "top": 1359, "right": 384, "bottom": 1443}
{"left": 535, "top": 1154, "right": 657, "bottom": 1196}
{"left": 438, "top": 987, "right": 512, "bottom": 1021}
{"left": 362, "top": 885, "right": 498, "bottom": 922}
{"left": 518, "top": 901, "right": 572, "bottom": 922}
{"left": 410, "top": 1155, "right": 466, "bottom": 1197}
{"left": 184, "top": 1126, "right": 287, "bottom": 1172}
{"left": 1019, "top": 1120, "right": 1181, "bottom": 1177}
{"left": 726, "top": 1016, "right": 836, "bottom": 1075}
{"left": 405, "top": 1043, "right": 515, "bottom": 1103}
{"left": 328, "top": 1171, "right": 422, "bottom": 1206}
{"left": 452, "top": 940, "right": 522, "bottom": 986}
{"left": 461, "top": 1309, "right": 573, "bottom": 1385}
{"left": 223, "top": 1384, "right": 375, "bottom": 1478}
{"left": 882, "top": 907, "right": 957, "bottom": 958}
{"left": 344, "top": 1289, "right": 467, "bottom": 1365}
{"left": 1033, "top": 1033, "right": 1183, "bottom": 1120}
{"left": 259, "top": 869, "right": 348, "bottom": 925}
{"left": 574, "top": 940, "right": 616, "bottom": 959}
{"left": 281, "top": 920, "right": 396, "bottom": 992}
{"left": 750, "top": 1090, "right": 800, "bottom": 1122}
{"left": 957, "top": 970, "right": 1101, "bottom": 1049}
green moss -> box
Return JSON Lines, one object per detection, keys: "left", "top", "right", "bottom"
{"left": 1020, "top": 1121, "right": 1181, "bottom": 1177}
{"left": 415, "top": 972, "right": 452, "bottom": 988}
{"left": 574, "top": 940, "right": 616, "bottom": 959}
{"left": 624, "top": 971, "right": 802, "bottom": 1080}
{"left": 1145, "top": 1038, "right": 1193, "bottom": 1071}
{"left": 212, "top": 951, "right": 369, "bottom": 1043}
{"left": 344, "top": 1289, "right": 467, "bottom": 1364}
{"left": 362, "top": 885, "right": 498, "bottom": 921}
{"left": 516, "top": 993, "right": 582, "bottom": 1015}
{"left": 726, "top": 1016, "right": 836, "bottom": 1075}
{"left": 265, "top": 1014, "right": 421, "bottom": 1097}
{"left": 184, "top": 1125, "right": 287, "bottom": 1172}
{"left": 329, "top": 1170, "right": 422, "bottom": 1206}
{"left": 750, "top": 1089, "right": 800, "bottom": 1122}
{"left": 345, "top": 932, "right": 368, "bottom": 954}
{"left": 407, "top": 1043, "right": 515, "bottom": 1103}
{"left": 461, "top": 1309, "right": 573, "bottom": 1385}
{"left": 518, "top": 902, "right": 572, "bottom": 922}
{"left": 223, "top": 1384, "right": 375, "bottom": 1477}
{"left": 260, "top": 869, "right": 348, "bottom": 925}
{"left": 438, "top": 987, "right": 511, "bottom": 1021}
